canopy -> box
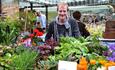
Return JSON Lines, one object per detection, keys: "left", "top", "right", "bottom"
{"left": 34, "top": 5, "right": 114, "bottom": 14}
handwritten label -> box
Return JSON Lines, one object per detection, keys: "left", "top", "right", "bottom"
{"left": 58, "top": 60, "right": 77, "bottom": 70}
{"left": 108, "top": 66, "right": 115, "bottom": 70}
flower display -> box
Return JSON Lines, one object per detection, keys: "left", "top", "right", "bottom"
{"left": 109, "top": 44, "right": 115, "bottom": 51}
{"left": 106, "top": 44, "right": 115, "bottom": 62}
{"left": 90, "top": 60, "right": 96, "bottom": 65}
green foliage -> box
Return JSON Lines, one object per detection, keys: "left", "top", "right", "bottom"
{"left": 37, "top": 37, "right": 90, "bottom": 69}
{"left": 0, "top": 17, "right": 22, "bottom": 31}
{"left": 88, "top": 63, "right": 102, "bottom": 70}
{"left": 0, "top": 45, "right": 39, "bottom": 70}
{"left": 0, "top": 45, "right": 15, "bottom": 69}
{"left": 19, "top": 11, "right": 36, "bottom": 30}
{"left": 10, "top": 47, "right": 38, "bottom": 70}
{"left": 15, "top": 45, "right": 27, "bottom": 55}
{"left": 0, "top": 17, "right": 21, "bottom": 45}
{"left": 37, "top": 60, "right": 57, "bottom": 70}
{"left": 46, "top": 36, "right": 108, "bottom": 69}
{"left": 86, "top": 35, "right": 108, "bottom": 55}
{"left": 49, "top": 37, "right": 90, "bottom": 62}
{"left": 0, "top": 27, "right": 19, "bottom": 45}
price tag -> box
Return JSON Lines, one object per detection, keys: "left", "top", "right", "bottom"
{"left": 108, "top": 66, "right": 115, "bottom": 70}
{"left": 58, "top": 60, "right": 77, "bottom": 70}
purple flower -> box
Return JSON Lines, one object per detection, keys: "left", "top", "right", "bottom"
{"left": 111, "top": 52, "right": 115, "bottom": 57}
{"left": 105, "top": 44, "right": 115, "bottom": 62}
{"left": 103, "top": 51, "right": 109, "bottom": 56}
{"left": 108, "top": 44, "right": 115, "bottom": 51}
{"left": 107, "top": 57, "right": 115, "bottom": 62}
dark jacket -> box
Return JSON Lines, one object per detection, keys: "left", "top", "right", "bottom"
{"left": 77, "top": 21, "right": 90, "bottom": 37}
{"left": 45, "top": 17, "right": 81, "bottom": 41}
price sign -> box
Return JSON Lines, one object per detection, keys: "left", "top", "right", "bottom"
{"left": 58, "top": 60, "right": 77, "bottom": 70}
{"left": 108, "top": 66, "right": 115, "bottom": 70}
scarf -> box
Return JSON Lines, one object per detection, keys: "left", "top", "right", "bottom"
{"left": 54, "top": 16, "right": 72, "bottom": 42}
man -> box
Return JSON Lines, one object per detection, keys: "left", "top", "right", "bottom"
{"left": 45, "top": 3, "right": 81, "bottom": 43}
{"left": 73, "top": 11, "right": 90, "bottom": 38}
{"left": 36, "top": 10, "right": 46, "bottom": 30}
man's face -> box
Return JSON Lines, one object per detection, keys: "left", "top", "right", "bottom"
{"left": 36, "top": 12, "right": 40, "bottom": 16}
{"left": 58, "top": 5, "right": 68, "bottom": 21}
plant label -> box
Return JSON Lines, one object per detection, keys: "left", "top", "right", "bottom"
{"left": 58, "top": 60, "right": 77, "bottom": 70}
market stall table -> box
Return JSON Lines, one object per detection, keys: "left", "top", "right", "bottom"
{"left": 99, "top": 38, "right": 115, "bottom": 46}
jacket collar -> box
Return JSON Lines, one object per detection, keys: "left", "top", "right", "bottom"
{"left": 55, "top": 16, "right": 70, "bottom": 29}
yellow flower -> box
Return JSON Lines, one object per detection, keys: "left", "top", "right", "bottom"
{"left": 99, "top": 60, "right": 107, "bottom": 65}
{"left": 90, "top": 60, "right": 96, "bottom": 65}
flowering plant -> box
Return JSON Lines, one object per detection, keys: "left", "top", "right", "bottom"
{"left": 106, "top": 44, "right": 115, "bottom": 62}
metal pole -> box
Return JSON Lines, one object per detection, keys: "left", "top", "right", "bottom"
{"left": 30, "top": 2, "right": 33, "bottom": 11}
{"left": 0, "top": 0, "right": 2, "bottom": 16}
{"left": 45, "top": 5, "right": 48, "bottom": 25}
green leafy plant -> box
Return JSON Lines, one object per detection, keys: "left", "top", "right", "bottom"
{"left": 1, "top": 27, "right": 19, "bottom": 45}
{"left": 0, "top": 17, "right": 21, "bottom": 45}
{"left": 37, "top": 60, "right": 57, "bottom": 70}
{"left": 10, "top": 47, "right": 38, "bottom": 70}
{"left": 86, "top": 35, "right": 108, "bottom": 55}
{"left": 46, "top": 36, "right": 108, "bottom": 69}
{"left": 0, "top": 45, "right": 15, "bottom": 69}
{"left": 48, "top": 37, "right": 90, "bottom": 64}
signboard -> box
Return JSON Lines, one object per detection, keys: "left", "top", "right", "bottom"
{"left": 58, "top": 60, "right": 77, "bottom": 70}
{"left": 108, "top": 66, "right": 115, "bottom": 70}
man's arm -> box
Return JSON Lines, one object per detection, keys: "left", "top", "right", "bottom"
{"left": 70, "top": 19, "right": 81, "bottom": 37}
{"left": 82, "top": 23, "right": 90, "bottom": 37}
{"left": 41, "top": 15, "right": 46, "bottom": 28}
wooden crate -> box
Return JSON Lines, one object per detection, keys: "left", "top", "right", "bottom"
{"left": 103, "top": 20, "right": 115, "bottom": 39}
{"left": 103, "top": 32, "right": 115, "bottom": 39}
